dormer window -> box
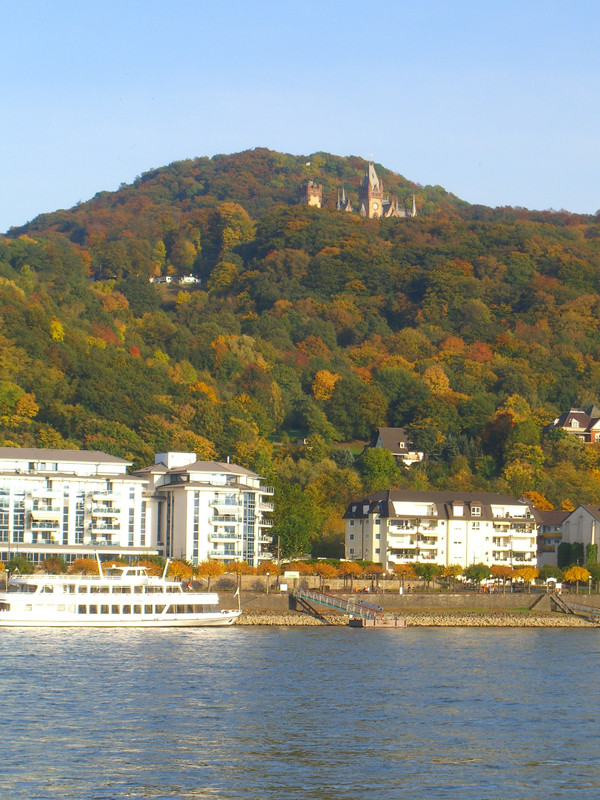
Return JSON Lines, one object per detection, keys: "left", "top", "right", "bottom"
{"left": 472, "top": 506, "right": 481, "bottom": 517}
{"left": 571, "top": 419, "right": 580, "bottom": 428}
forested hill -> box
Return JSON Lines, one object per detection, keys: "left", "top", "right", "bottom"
{"left": 2, "top": 148, "right": 600, "bottom": 555}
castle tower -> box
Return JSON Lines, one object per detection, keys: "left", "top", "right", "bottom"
{"left": 337, "top": 187, "right": 353, "bottom": 212}
{"left": 305, "top": 180, "right": 322, "bottom": 208}
{"left": 358, "top": 163, "right": 384, "bottom": 219}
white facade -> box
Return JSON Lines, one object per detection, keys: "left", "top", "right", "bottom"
{"left": 133, "top": 453, "right": 274, "bottom": 567}
{"left": 0, "top": 448, "right": 152, "bottom": 565}
{"left": 344, "top": 490, "right": 537, "bottom": 569}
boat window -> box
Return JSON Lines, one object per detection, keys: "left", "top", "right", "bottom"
{"left": 134, "top": 586, "right": 143, "bottom": 594}
{"left": 0, "top": 602, "right": 9, "bottom": 611}
{"left": 68, "top": 585, "right": 75, "bottom": 593}
{"left": 155, "top": 605, "right": 165, "bottom": 613}
{"left": 99, "top": 587, "right": 109, "bottom": 594}
{"left": 78, "top": 586, "right": 88, "bottom": 593}
{"left": 89, "top": 605, "right": 98, "bottom": 614}
{"left": 122, "top": 605, "right": 131, "bottom": 614}
{"left": 90, "top": 586, "right": 100, "bottom": 593}
{"left": 144, "top": 605, "right": 153, "bottom": 614}
{"left": 42, "top": 585, "right": 54, "bottom": 593}
{"left": 25, "top": 604, "right": 32, "bottom": 612}
{"left": 133, "top": 605, "right": 142, "bottom": 614}
{"left": 57, "top": 604, "right": 65, "bottom": 612}
{"left": 78, "top": 605, "right": 87, "bottom": 614}
{"left": 111, "top": 605, "right": 120, "bottom": 614}
{"left": 100, "top": 605, "right": 109, "bottom": 614}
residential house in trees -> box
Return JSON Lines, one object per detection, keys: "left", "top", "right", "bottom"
{"left": 365, "top": 427, "right": 423, "bottom": 468}
{"left": 343, "top": 490, "right": 537, "bottom": 570}
{"left": 133, "top": 452, "right": 274, "bottom": 567}
{"left": 544, "top": 405, "right": 600, "bottom": 443}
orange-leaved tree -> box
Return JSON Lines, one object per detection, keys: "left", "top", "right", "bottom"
{"left": 394, "top": 563, "right": 417, "bottom": 592}
{"left": 313, "top": 562, "right": 338, "bottom": 591}
{"left": 168, "top": 560, "right": 194, "bottom": 581}
{"left": 256, "top": 561, "right": 281, "bottom": 576}
{"left": 491, "top": 565, "right": 515, "bottom": 593}
{"left": 338, "top": 561, "right": 363, "bottom": 591}
{"left": 195, "top": 560, "right": 225, "bottom": 589}
{"left": 68, "top": 558, "right": 99, "bottom": 575}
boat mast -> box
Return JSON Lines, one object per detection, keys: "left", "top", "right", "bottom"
{"left": 95, "top": 552, "right": 103, "bottom": 578}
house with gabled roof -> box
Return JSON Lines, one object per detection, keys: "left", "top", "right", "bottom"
{"left": 343, "top": 489, "right": 537, "bottom": 569}
{"left": 545, "top": 405, "right": 600, "bottom": 443}
{"left": 561, "top": 505, "right": 600, "bottom": 562}
{"left": 366, "top": 427, "right": 424, "bottom": 467}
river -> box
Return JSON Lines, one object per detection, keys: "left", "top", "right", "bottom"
{"left": 1, "top": 626, "right": 598, "bottom": 798}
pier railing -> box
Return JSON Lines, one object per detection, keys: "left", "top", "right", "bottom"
{"left": 292, "top": 588, "right": 383, "bottom": 621}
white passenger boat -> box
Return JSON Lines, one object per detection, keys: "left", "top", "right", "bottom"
{"left": 0, "top": 561, "right": 241, "bottom": 627}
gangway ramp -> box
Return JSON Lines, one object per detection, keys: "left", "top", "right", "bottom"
{"left": 291, "top": 588, "right": 384, "bottom": 622}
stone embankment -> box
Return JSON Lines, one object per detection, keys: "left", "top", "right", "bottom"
{"left": 236, "top": 609, "right": 598, "bottom": 627}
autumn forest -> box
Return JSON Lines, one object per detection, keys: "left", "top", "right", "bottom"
{"left": 2, "top": 148, "right": 600, "bottom": 557}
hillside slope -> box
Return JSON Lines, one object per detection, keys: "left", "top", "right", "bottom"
{"left": 2, "top": 148, "right": 600, "bottom": 554}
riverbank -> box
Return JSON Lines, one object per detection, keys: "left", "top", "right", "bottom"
{"left": 236, "top": 609, "right": 599, "bottom": 627}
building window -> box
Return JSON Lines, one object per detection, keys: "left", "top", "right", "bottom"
{"left": 349, "top": 520, "right": 355, "bottom": 526}
{"left": 349, "top": 548, "right": 354, "bottom": 555}
{"left": 128, "top": 508, "right": 134, "bottom": 547}
{"left": 140, "top": 501, "right": 146, "bottom": 547}
{"left": 192, "top": 492, "right": 199, "bottom": 563}
{"left": 349, "top": 533, "right": 354, "bottom": 540}
{"left": 472, "top": 521, "right": 480, "bottom": 530}
{"left": 471, "top": 506, "right": 481, "bottom": 516}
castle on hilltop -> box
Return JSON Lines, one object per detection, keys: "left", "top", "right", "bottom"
{"left": 304, "top": 162, "right": 416, "bottom": 219}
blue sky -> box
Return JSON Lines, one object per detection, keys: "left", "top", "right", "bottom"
{"left": 2, "top": 0, "right": 599, "bottom": 232}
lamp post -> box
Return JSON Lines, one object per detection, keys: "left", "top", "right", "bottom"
{"left": 266, "top": 570, "right": 270, "bottom": 595}
{"left": 589, "top": 576, "right": 592, "bottom": 596}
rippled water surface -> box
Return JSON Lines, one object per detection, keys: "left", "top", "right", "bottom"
{"left": 1, "top": 626, "right": 599, "bottom": 799}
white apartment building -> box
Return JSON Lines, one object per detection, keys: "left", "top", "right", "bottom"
{"left": 343, "top": 490, "right": 537, "bottom": 569}
{"left": 133, "top": 452, "right": 274, "bottom": 566}
{"left": 0, "top": 447, "right": 152, "bottom": 565}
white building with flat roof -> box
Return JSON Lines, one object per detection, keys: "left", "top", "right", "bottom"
{"left": 0, "top": 447, "right": 152, "bottom": 566}
{"left": 132, "top": 453, "right": 274, "bottom": 566}
{"left": 343, "top": 490, "right": 537, "bottom": 569}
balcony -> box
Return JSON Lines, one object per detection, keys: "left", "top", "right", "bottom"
{"left": 212, "top": 515, "right": 241, "bottom": 523}
{"left": 258, "top": 535, "right": 273, "bottom": 545}
{"left": 209, "top": 549, "right": 241, "bottom": 560}
{"left": 258, "top": 518, "right": 273, "bottom": 527}
{"left": 30, "top": 509, "right": 61, "bottom": 522}
{"left": 92, "top": 506, "right": 120, "bottom": 516}
{"left": 259, "top": 501, "right": 274, "bottom": 512}
{"left": 209, "top": 531, "right": 240, "bottom": 543}
{"left": 91, "top": 523, "right": 120, "bottom": 533}
{"left": 260, "top": 486, "right": 274, "bottom": 496}
{"left": 258, "top": 551, "right": 275, "bottom": 561}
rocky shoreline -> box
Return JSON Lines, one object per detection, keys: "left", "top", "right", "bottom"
{"left": 236, "top": 609, "right": 599, "bottom": 627}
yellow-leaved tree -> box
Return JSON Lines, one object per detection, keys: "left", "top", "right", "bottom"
{"left": 514, "top": 566, "right": 539, "bottom": 593}
{"left": 563, "top": 565, "right": 590, "bottom": 594}
{"left": 195, "top": 560, "right": 225, "bottom": 590}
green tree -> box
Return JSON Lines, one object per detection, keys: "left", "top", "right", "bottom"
{"left": 463, "top": 562, "right": 492, "bottom": 590}
{"left": 273, "top": 481, "right": 321, "bottom": 559}
{"left": 358, "top": 448, "right": 402, "bottom": 492}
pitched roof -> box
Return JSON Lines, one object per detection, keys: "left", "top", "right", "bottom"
{"left": 344, "top": 489, "right": 532, "bottom": 520}
{"left": 0, "top": 447, "right": 130, "bottom": 465}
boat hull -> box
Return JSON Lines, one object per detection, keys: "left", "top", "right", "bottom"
{"left": 0, "top": 610, "right": 241, "bottom": 627}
